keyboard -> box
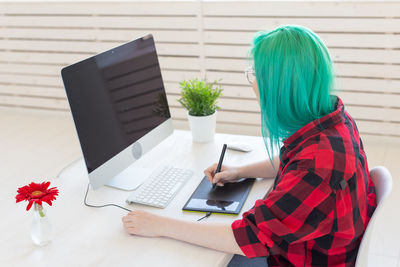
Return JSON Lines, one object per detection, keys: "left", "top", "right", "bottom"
{"left": 126, "top": 166, "right": 193, "bottom": 208}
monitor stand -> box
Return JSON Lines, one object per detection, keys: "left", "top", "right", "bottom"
{"left": 105, "top": 164, "right": 151, "bottom": 191}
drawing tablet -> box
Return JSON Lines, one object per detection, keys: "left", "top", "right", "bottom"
{"left": 182, "top": 176, "right": 255, "bottom": 214}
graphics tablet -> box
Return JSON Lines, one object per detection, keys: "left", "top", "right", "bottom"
{"left": 182, "top": 176, "right": 255, "bottom": 215}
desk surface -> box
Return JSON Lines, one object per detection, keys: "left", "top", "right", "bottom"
{"left": 3, "top": 127, "right": 274, "bottom": 267}
{"left": 4, "top": 108, "right": 399, "bottom": 267}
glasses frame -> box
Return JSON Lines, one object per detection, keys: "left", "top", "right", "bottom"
{"left": 245, "top": 65, "right": 256, "bottom": 85}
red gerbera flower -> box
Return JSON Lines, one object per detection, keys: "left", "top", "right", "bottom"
{"left": 16, "top": 181, "right": 59, "bottom": 211}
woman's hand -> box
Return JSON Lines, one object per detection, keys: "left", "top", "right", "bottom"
{"left": 122, "top": 210, "right": 244, "bottom": 256}
{"left": 204, "top": 163, "right": 240, "bottom": 187}
{"left": 122, "top": 210, "right": 166, "bottom": 237}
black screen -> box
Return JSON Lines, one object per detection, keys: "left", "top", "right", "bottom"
{"left": 61, "top": 35, "right": 170, "bottom": 173}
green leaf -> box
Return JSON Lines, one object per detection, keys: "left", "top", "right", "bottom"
{"left": 177, "top": 78, "right": 223, "bottom": 116}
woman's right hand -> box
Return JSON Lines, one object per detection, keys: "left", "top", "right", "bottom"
{"left": 204, "top": 163, "right": 241, "bottom": 187}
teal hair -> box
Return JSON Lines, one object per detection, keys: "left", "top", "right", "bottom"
{"left": 248, "top": 25, "right": 335, "bottom": 167}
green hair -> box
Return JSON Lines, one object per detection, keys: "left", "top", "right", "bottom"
{"left": 248, "top": 25, "right": 335, "bottom": 167}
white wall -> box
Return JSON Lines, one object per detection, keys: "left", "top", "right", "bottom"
{"left": 0, "top": 1, "right": 399, "bottom": 137}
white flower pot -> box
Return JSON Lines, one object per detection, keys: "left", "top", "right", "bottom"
{"left": 187, "top": 111, "right": 217, "bottom": 143}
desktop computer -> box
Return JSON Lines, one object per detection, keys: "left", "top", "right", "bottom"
{"left": 61, "top": 34, "right": 193, "bottom": 207}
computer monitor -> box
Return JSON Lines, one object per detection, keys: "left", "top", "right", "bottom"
{"left": 61, "top": 34, "right": 173, "bottom": 190}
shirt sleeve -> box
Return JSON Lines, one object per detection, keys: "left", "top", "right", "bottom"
{"left": 231, "top": 169, "right": 335, "bottom": 258}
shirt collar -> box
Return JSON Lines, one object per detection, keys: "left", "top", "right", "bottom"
{"left": 282, "top": 96, "right": 345, "bottom": 150}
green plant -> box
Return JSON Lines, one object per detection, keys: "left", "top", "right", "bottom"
{"left": 177, "top": 78, "right": 223, "bottom": 116}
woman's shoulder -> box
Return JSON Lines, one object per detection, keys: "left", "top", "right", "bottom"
{"left": 286, "top": 130, "right": 358, "bottom": 190}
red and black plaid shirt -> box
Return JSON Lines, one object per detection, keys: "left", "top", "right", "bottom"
{"left": 232, "top": 96, "right": 377, "bottom": 267}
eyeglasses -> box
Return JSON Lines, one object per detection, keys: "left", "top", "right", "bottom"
{"left": 245, "top": 65, "right": 256, "bottom": 85}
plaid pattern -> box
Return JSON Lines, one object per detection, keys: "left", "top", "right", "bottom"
{"left": 231, "top": 96, "right": 377, "bottom": 267}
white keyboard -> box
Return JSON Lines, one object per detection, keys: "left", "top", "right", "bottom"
{"left": 126, "top": 166, "right": 193, "bottom": 208}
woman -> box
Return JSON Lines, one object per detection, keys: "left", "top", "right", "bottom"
{"left": 122, "top": 25, "right": 377, "bottom": 267}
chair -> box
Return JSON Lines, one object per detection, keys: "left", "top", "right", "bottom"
{"left": 355, "top": 166, "right": 393, "bottom": 267}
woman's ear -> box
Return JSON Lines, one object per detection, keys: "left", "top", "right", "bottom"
{"left": 253, "top": 81, "right": 260, "bottom": 104}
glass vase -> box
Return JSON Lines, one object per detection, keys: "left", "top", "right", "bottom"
{"left": 31, "top": 203, "right": 52, "bottom": 246}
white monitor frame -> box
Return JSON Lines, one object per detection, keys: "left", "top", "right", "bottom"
{"left": 89, "top": 119, "right": 173, "bottom": 190}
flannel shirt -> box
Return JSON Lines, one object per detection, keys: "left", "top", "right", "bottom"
{"left": 231, "top": 96, "right": 377, "bottom": 267}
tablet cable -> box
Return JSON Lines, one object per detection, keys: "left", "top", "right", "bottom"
{"left": 197, "top": 211, "right": 212, "bottom": 221}
{"left": 84, "top": 183, "right": 132, "bottom": 212}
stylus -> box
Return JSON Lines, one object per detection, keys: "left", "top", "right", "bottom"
{"left": 212, "top": 144, "right": 227, "bottom": 189}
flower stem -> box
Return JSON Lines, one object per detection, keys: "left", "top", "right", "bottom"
{"left": 35, "top": 203, "right": 45, "bottom": 217}
{"left": 39, "top": 209, "right": 45, "bottom": 217}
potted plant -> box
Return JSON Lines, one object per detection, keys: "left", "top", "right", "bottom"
{"left": 178, "top": 78, "right": 223, "bottom": 142}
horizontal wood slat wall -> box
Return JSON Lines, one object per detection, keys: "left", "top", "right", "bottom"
{"left": 0, "top": 1, "right": 399, "bottom": 137}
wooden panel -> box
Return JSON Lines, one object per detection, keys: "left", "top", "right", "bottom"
{"left": 162, "top": 70, "right": 201, "bottom": 82}
{"left": 0, "top": 73, "right": 62, "bottom": 87}
{"left": 203, "top": 17, "right": 400, "bottom": 33}
{"left": 6, "top": 83, "right": 400, "bottom": 125}
{"left": 319, "top": 33, "right": 400, "bottom": 50}
{"left": 213, "top": 121, "right": 261, "bottom": 137}
{"left": 203, "top": 1, "right": 400, "bottom": 17}
{"left": 204, "top": 59, "right": 400, "bottom": 79}
{"left": 171, "top": 109, "right": 400, "bottom": 137}
{"left": 183, "top": 92, "right": 400, "bottom": 118}
{"left": 335, "top": 77, "right": 400, "bottom": 94}
{"left": 334, "top": 63, "right": 400, "bottom": 79}
{"left": 0, "top": 52, "right": 200, "bottom": 71}
{"left": 346, "top": 105, "right": 400, "bottom": 123}
{"left": 0, "top": 16, "right": 199, "bottom": 29}
{"left": 170, "top": 107, "right": 261, "bottom": 125}
{"left": 165, "top": 82, "right": 255, "bottom": 98}
{"left": 0, "top": 94, "right": 69, "bottom": 110}
{"left": 357, "top": 121, "right": 400, "bottom": 137}
{"left": 0, "top": 85, "right": 66, "bottom": 98}
{"left": 3, "top": 84, "right": 395, "bottom": 125}
{"left": 204, "top": 45, "right": 400, "bottom": 64}
{"left": 159, "top": 57, "right": 200, "bottom": 71}
{"left": 0, "top": 28, "right": 199, "bottom": 43}
{"left": 168, "top": 78, "right": 400, "bottom": 97}
{"left": 0, "top": 51, "right": 93, "bottom": 65}
{"left": 330, "top": 48, "right": 400, "bottom": 64}
{"left": 0, "top": 63, "right": 202, "bottom": 80}
{"left": 0, "top": 55, "right": 200, "bottom": 72}
{"left": 0, "top": 53, "right": 202, "bottom": 71}
{"left": 169, "top": 91, "right": 400, "bottom": 122}
{"left": 338, "top": 91, "right": 400, "bottom": 108}
{"left": 204, "top": 31, "right": 400, "bottom": 49}
{"left": 1, "top": 2, "right": 199, "bottom": 15}
{"left": 172, "top": 118, "right": 262, "bottom": 136}
{"left": 0, "top": 66, "right": 201, "bottom": 85}
{"left": 0, "top": 40, "right": 200, "bottom": 57}
{"left": 3, "top": 76, "right": 395, "bottom": 105}
{"left": 167, "top": 94, "right": 260, "bottom": 113}
{"left": 207, "top": 69, "right": 400, "bottom": 93}
{"left": 0, "top": 70, "right": 203, "bottom": 87}
{"left": 0, "top": 63, "right": 64, "bottom": 76}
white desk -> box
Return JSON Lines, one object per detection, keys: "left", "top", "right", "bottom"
{"left": 3, "top": 129, "right": 274, "bottom": 267}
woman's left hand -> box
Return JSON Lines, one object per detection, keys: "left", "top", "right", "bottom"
{"left": 122, "top": 210, "right": 166, "bottom": 237}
